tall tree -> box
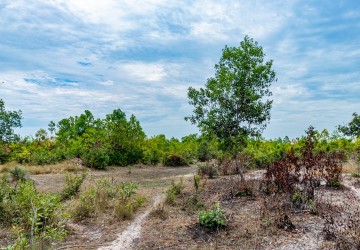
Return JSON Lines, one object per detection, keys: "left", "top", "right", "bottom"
{"left": 0, "top": 99, "right": 22, "bottom": 143}
{"left": 186, "top": 36, "right": 276, "bottom": 180}
{"left": 338, "top": 112, "right": 360, "bottom": 138}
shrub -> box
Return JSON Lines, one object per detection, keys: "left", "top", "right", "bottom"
{"left": 82, "top": 149, "right": 109, "bottom": 169}
{"left": 264, "top": 127, "right": 344, "bottom": 198}
{"left": 114, "top": 203, "right": 134, "bottom": 220}
{"left": 61, "top": 172, "right": 87, "bottom": 200}
{"left": 197, "top": 161, "right": 218, "bottom": 178}
{"left": 10, "top": 166, "right": 28, "bottom": 182}
{"left": 72, "top": 178, "right": 143, "bottom": 222}
{"left": 165, "top": 178, "right": 184, "bottom": 205}
{"left": 163, "top": 153, "right": 187, "bottom": 167}
{"left": 0, "top": 176, "right": 66, "bottom": 248}
{"left": 119, "top": 181, "right": 138, "bottom": 201}
{"left": 0, "top": 144, "right": 11, "bottom": 164}
{"left": 72, "top": 185, "right": 96, "bottom": 221}
{"left": 198, "top": 203, "right": 226, "bottom": 230}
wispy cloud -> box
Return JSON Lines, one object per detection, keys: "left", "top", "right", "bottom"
{"left": 1, "top": 0, "right": 360, "bottom": 138}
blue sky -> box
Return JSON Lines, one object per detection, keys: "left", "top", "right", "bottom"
{"left": 1, "top": 0, "right": 360, "bottom": 139}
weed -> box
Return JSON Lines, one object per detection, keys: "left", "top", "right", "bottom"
{"left": 0, "top": 176, "right": 66, "bottom": 248}
{"left": 10, "top": 166, "right": 28, "bottom": 182}
{"left": 72, "top": 178, "right": 143, "bottom": 222}
{"left": 351, "top": 172, "right": 360, "bottom": 178}
{"left": 113, "top": 203, "right": 133, "bottom": 220}
{"left": 61, "top": 172, "right": 87, "bottom": 200}
{"left": 165, "top": 178, "right": 184, "bottom": 205}
{"left": 198, "top": 203, "right": 226, "bottom": 230}
{"left": 149, "top": 203, "right": 168, "bottom": 220}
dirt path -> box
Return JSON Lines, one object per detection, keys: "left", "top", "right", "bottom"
{"left": 95, "top": 168, "right": 196, "bottom": 250}
{"left": 342, "top": 175, "right": 360, "bottom": 199}
{"left": 98, "top": 193, "right": 165, "bottom": 250}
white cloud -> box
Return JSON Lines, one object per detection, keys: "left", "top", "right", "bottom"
{"left": 98, "top": 80, "right": 114, "bottom": 86}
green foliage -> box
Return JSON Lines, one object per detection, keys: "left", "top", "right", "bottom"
{"left": 0, "top": 99, "right": 22, "bottom": 143}
{"left": 61, "top": 172, "right": 87, "bottom": 200}
{"left": 186, "top": 36, "right": 276, "bottom": 153}
{"left": 72, "top": 178, "right": 142, "bottom": 221}
{"left": 163, "top": 153, "right": 187, "bottom": 167}
{"left": 198, "top": 203, "right": 226, "bottom": 229}
{"left": 338, "top": 112, "right": 360, "bottom": 138}
{"left": 0, "top": 176, "right": 66, "bottom": 247}
{"left": 82, "top": 149, "right": 109, "bottom": 169}
{"left": 10, "top": 166, "right": 28, "bottom": 182}
{"left": 119, "top": 181, "right": 138, "bottom": 200}
{"left": 165, "top": 178, "right": 184, "bottom": 205}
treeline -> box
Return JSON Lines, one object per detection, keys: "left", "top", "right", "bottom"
{"left": 0, "top": 106, "right": 219, "bottom": 168}
{"left": 0, "top": 98, "right": 360, "bottom": 169}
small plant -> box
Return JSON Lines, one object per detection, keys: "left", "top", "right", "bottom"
{"left": 113, "top": 203, "right": 133, "bottom": 220}
{"left": 72, "top": 185, "right": 96, "bottom": 221}
{"left": 61, "top": 172, "right": 87, "bottom": 200}
{"left": 197, "top": 161, "right": 218, "bottom": 179}
{"left": 149, "top": 203, "right": 168, "bottom": 220}
{"left": 198, "top": 203, "right": 226, "bottom": 230}
{"left": 234, "top": 179, "right": 255, "bottom": 198}
{"left": 119, "top": 181, "right": 138, "bottom": 201}
{"left": 352, "top": 172, "right": 360, "bottom": 178}
{"left": 72, "top": 178, "right": 143, "bottom": 222}
{"left": 165, "top": 178, "right": 184, "bottom": 205}
{"left": 10, "top": 166, "right": 28, "bottom": 182}
{"left": 193, "top": 174, "right": 200, "bottom": 193}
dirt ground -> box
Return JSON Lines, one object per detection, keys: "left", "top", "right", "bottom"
{"left": 136, "top": 173, "right": 360, "bottom": 250}
{"left": 0, "top": 163, "right": 196, "bottom": 249}
{"left": 1, "top": 163, "right": 359, "bottom": 250}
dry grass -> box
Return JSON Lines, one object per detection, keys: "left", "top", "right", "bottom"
{"left": 136, "top": 170, "right": 360, "bottom": 250}
{"left": 0, "top": 159, "right": 85, "bottom": 175}
{"left": 342, "top": 161, "right": 359, "bottom": 174}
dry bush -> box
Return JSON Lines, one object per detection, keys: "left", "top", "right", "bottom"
{"left": 149, "top": 202, "right": 168, "bottom": 220}
{"left": 219, "top": 152, "right": 253, "bottom": 176}
{"left": 197, "top": 161, "right": 218, "bottom": 179}
{"left": 263, "top": 127, "right": 345, "bottom": 216}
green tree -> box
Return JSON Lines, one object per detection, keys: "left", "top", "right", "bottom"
{"left": 338, "top": 112, "right": 360, "bottom": 138}
{"left": 0, "top": 99, "right": 22, "bottom": 143}
{"left": 186, "top": 36, "right": 276, "bottom": 180}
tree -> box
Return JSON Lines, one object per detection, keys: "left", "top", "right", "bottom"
{"left": 186, "top": 36, "right": 276, "bottom": 180}
{"left": 338, "top": 112, "right": 360, "bottom": 138}
{"left": 0, "top": 99, "right": 22, "bottom": 143}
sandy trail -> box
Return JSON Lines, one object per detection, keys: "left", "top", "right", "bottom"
{"left": 98, "top": 193, "right": 164, "bottom": 250}
{"left": 97, "top": 171, "right": 196, "bottom": 250}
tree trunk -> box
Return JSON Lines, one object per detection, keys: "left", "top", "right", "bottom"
{"left": 235, "top": 152, "right": 245, "bottom": 182}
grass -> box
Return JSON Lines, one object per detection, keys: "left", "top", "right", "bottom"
{"left": 342, "top": 162, "right": 359, "bottom": 174}
{"left": 0, "top": 159, "right": 85, "bottom": 175}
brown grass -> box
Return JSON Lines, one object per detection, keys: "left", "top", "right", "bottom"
{"left": 342, "top": 161, "right": 359, "bottom": 174}
{"left": 0, "top": 159, "right": 85, "bottom": 175}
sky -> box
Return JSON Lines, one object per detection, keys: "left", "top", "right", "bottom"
{"left": 1, "top": 0, "right": 360, "bottom": 140}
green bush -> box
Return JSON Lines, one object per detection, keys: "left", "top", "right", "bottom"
{"left": 0, "top": 176, "right": 66, "bottom": 248}
{"left": 0, "top": 144, "right": 11, "bottom": 164}
{"left": 82, "top": 149, "right": 109, "bottom": 169}
{"left": 61, "top": 172, "right": 87, "bottom": 200}
{"left": 198, "top": 203, "right": 226, "bottom": 229}
{"left": 165, "top": 178, "right": 184, "bottom": 205}
{"left": 72, "top": 178, "right": 143, "bottom": 222}
{"left": 163, "top": 153, "right": 187, "bottom": 167}
{"left": 10, "top": 166, "right": 28, "bottom": 182}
